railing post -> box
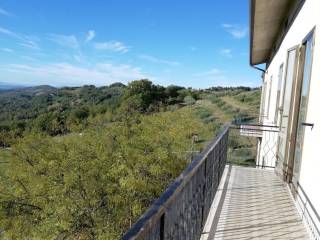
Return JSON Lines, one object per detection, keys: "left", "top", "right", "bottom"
{"left": 201, "top": 157, "right": 208, "bottom": 229}
{"left": 160, "top": 214, "right": 165, "bottom": 240}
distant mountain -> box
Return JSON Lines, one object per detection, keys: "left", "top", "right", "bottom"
{"left": 0, "top": 83, "right": 127, "bottom": 125}
{"left": 0, "top": 85, "right": 57, "bottom": 97}
{"left": 0, "top": 82, "right": 25, "bottom": 91}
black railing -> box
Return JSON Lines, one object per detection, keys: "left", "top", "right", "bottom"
{"left": 122, "top": 127, "right": 229, "bottom": 240}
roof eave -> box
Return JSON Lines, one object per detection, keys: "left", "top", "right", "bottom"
{"left": 249, "top": 0, "right": 256, "bottom": 66}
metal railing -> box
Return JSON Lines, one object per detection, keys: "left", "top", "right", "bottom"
{"left": 122, "top": 127, "right": 229, "bottom": 240}
{"left": 228, "top": 124, "right": 279, "bottom": 168}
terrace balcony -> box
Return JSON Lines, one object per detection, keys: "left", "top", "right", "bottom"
{"left": 123, "top": 126, "right": 311, "bottom": 240}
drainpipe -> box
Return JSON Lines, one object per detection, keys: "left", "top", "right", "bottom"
{"left": 251, "top": 65, "right": 265, "bottom": 73}
{"left": 250, "top": 64, "right": 266, "bottom": 123}
{"left": 251, "top": 64, "right": 266, "bottom": 168}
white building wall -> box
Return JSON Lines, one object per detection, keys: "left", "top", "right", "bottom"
{"left": 258, "top": 0, "right": 320, "bottom": 237}
{"left": 257, "top": 71, "right": 279, "bottom": 168}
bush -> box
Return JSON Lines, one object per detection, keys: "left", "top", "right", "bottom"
{"left": 183, "top": 96, "right": 196, "bottom": 105}
{"left": 73, "top": 106, "right": 90, "bottom": 120}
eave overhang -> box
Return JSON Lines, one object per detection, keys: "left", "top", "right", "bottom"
{"left": 250, "top": 0, "right": 301, "bottom": 66}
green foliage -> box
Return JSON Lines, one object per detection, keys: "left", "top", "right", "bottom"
{"left": 121, "top": 79, "right": 167, "bottom": 113}
{"left": 183, "top": 95, "right": 196, "bottom": 105}
{"left": 194, "top": 107, "right": 211, "bottom": 121}
{"left": 177, "top": 89, "right": 199, "bottom": 102}
{"left": 0, "top": 84, "right": 127, "bottom": 141}
{"left": 73, "top": 107, "right": 90, "bottom": 121}
{"left": 227, "top": 131, "right": 257, "bottom": 167}
{"left": 0, "top": 130, "right": 14, "bottom": 148}
{"left": 0, "top": 109, "right": 208, "bottom": 239}
{"left": 165, "top": 85, "right": 184, "bottom": 98}
{"left": 0, "top": 80, "right": 261, "bottom": 239}
{"left": 33, "top": 110, "right": 69, "bottom": 136}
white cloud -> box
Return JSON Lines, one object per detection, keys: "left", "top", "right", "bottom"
{"left": 192, "top": 68, "right": 232, "bottom": 87}
{"left": 220, "top": 48, "right": 232, "bottom": 58}
{"left": 19, "top": 41, "right": 39, "bottom": 50}
{"left": 0, "top": 62, "right": 146, "bottom": 86}
{"left": 139, "top": 54, "right": 180, "bottom": 66}
{"left": 0, "top": 26, "right": 18, "bottom": 37}
{"left": 94, "top": 41, "right": 130, "bottom": 54}
{"left": 189, "top": 46, "right": 198, "bottom": 52}
{"left": 73, "top": 55, "right": 82, "bottom": 63}
{"left": 1, "top": 48, "right": 13, "bottom": 53}
{"left": 222, "top": 24, "right": 232, "bottom": 28}
{"left": 0, "top": 7, "right": 14, "bottom": 17}
{"left": 48, "top": 34, "right": 79, "bottom": 49}
{"left": 222, "top": 24, "right": 247, "bottom": 39}
{"left": 194, "top": 68, "right": 223, "bottom": 77}
{"left": 85, "top": 30, "right": 95, "bottom": 42}
{"left": 20, "top": 56, "right": 36, "bottom": 61}
{"left": 0, "top": 26, "right": 40, "bottom": 50}
{"left": 96, "top": 63, "right": 144, "bottom": 80}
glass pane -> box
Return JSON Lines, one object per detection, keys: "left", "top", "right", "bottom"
{"left": 266, "top": 77, "right": 273, "bottom": 119}
{"left": 274, "top": 64, "right": 284, "bottom": 124}
{"left": 293, "top": 35, "right": 314, "bottom": 185}
{"left": 277, "top": 49, "right": 297, "bottom": 171}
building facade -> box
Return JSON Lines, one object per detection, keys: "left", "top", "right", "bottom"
{"left": 250, "top": 0, "right": 320, "bottom": 238}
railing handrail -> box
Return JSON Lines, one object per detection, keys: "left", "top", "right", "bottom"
{"left": 122, "top": 126, "right": 230, "bottom": 240}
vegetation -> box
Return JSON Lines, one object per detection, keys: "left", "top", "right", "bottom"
{"left": 0, "top": 80, "right": 260, "bottom": 239}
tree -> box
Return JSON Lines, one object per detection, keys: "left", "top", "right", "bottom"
{"left": 0, "top": 108, "right": 209, "bottom": 239}
{"left": 34, "top": 112, "right": 68, "bottom": 136}
{"left": 166, "top": 85, "right": 184, "bottom": 98}
{"left": 121, "top": 79, "right": 167, "bottom": 113}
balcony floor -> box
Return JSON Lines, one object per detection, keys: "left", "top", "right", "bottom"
{"left": 201, "top": 165, "right": 309, "bottom": 240}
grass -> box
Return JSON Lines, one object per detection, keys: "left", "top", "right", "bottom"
{"left": 197, "top": 91, "right": 261, "bottom": 166}
{"left": 0, "top": 148, "right": 10, "bottom": 179}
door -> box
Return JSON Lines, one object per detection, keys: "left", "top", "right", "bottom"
{"left": 277, "top": 48, "right": 298, "bottom": 178}
{"left": 292, "top": 32, "right": 314, "bottom": 187}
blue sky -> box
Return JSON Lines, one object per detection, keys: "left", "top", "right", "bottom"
{"left": 0, "top": 0, "right": 261, "bottom": 88}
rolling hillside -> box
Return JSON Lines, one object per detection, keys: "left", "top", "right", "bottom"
{"left": 0, "top": 80, "right": 260, "bottom": 239}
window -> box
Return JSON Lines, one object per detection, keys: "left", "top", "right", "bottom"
{"left": 292, "top": 30, "right": 315, "bottom": 185}
{"left": 274, "top": 64, "right": 284, "bottom": 124}
{"left": 260, "top": 81, "right": 267, "bottom": 120}
{"left": 277, "top": 47, "right": 297, "bottom": 177}
{"left": 266, "top": 76, "right": 273, "bottom": 119}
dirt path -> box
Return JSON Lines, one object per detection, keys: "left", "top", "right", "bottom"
{"left": 220, "top": 96, "right": 250, "bottom": 111}
{"left": 195, "top": 99, "right": 233, "bottom": 123}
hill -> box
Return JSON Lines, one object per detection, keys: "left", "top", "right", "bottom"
{"left": 0, "top": 82, "right": 25, "bottom": 91}
{"left": 0, "top": 79, "right": 260, "bottom": 239}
